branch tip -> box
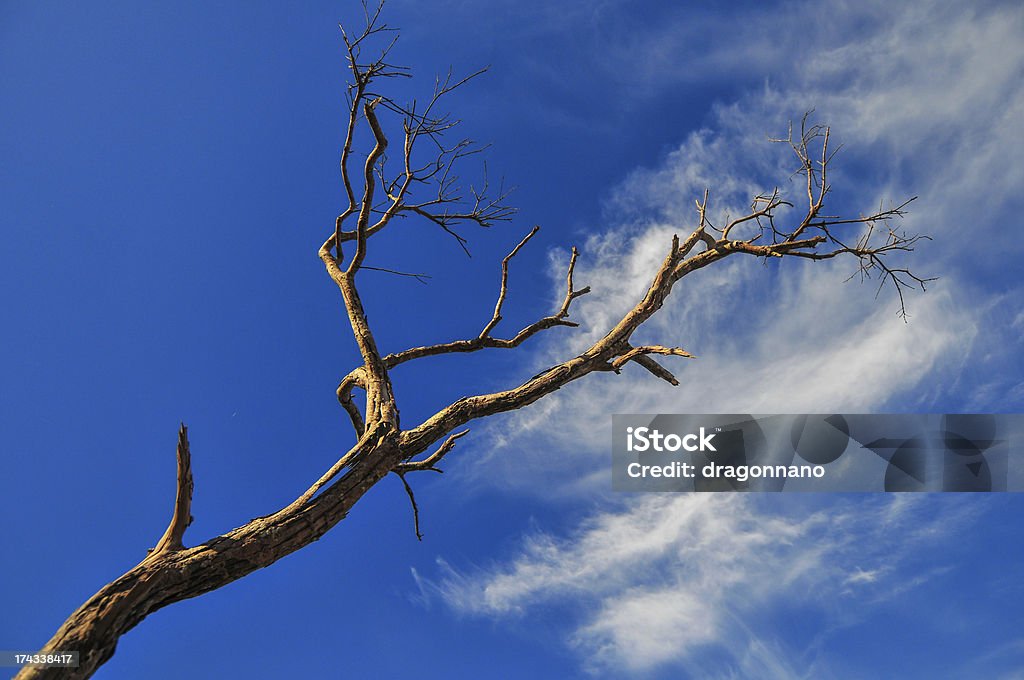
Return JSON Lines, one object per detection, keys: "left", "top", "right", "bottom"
{"left": 145, "top": 423, "right": 194, "bottom": 562}
{"left": 396, "top": 472, "right": 424, "bottom": 541}
{"left": 481, "top": 227, "right": 540, "bottom": 338}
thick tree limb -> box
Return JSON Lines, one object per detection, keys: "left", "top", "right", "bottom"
{"left": 18, "top": 428, "right": 404, "bottom": 680}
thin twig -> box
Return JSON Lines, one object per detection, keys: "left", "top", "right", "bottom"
{"left": 481, "top": 226, "right": 540, "bottom": 338}
{"left": 396, "top": 472, "right": 423, "bottom": 540}
{"left": 362, "top": 265, "right": 432, "bottom": 284}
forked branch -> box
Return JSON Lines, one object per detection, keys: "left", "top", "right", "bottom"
{"left": 394, "top": 429, "right": 470, "bottom": 540}
{"left": 396, "top": 116, "right": 929, "bottom": 455}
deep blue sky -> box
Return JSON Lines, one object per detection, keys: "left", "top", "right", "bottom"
{"left": 3, "top": 2, "right": 1023, "bottom": 678}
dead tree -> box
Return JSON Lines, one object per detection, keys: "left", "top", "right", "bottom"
{"left": 16, "top": 7, "right": 930, "bottom": 679}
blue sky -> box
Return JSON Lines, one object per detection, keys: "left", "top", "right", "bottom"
{"left": 2, "top": 1, "right": 1023, "bottom": 678}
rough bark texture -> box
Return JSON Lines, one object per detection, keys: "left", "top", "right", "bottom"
{"left": 16, "top": 9, "right": 929, "bottom": 679}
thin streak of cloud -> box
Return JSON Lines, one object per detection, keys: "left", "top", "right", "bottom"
{"left": 420, "top": 495, "right": 978, "bottom": 674}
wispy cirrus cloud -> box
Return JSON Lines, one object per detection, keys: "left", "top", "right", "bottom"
{"left": 422, "top": 1, "right": 1022, "bottom": 676}
{"left": 417, "top": 494, "right": 981, "bottom": 675}
{"left": 462, "top": 0, "right": 1022, "bottom": 495}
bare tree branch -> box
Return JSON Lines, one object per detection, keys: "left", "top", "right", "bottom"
{"left": 395, "top": 471, "right": 424, "bottom": 540}
{"left": 631, "top": 353, "right": 684, "bottom": 386}
{"left": 361, "top": 264, "right": 432, "bottom": 284}
{"left": 327, "top": 226, "right": 590, "bottom": 397}
{"left": 396, "top": 121, "right": 930, "bottom": 453}
{"left": 144, "top": 424, "right": 193, "bottom": 562}
{"left": 348, "top": 97, "right": 388, "bottom": 275}
{"left": 336, "top": 371, "right": 367, "bottom": 437}
{"left": 20, "top": 9, "right": 931, "bottom": 678}
{"left": 392, "top": 429, "right": 469, "bottom": 540}
{"left": 611, "top": 345, "right": 695, "bottom": 369}
{"left": 397, "top": 429, "right": 468, "bottom": 473}
{"left": 481, "top": 225, "right": 539, "bottom": 337}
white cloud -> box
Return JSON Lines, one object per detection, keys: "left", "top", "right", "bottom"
{"left": 458, "top": 0, "right": 1023, "bottom": 495}
{"left": 842, "top": 568, "right": 881, "bottom": 586}
{"left": 424, "top": 1, "right": 1020, "bottom": 676}
{"left": 422, "top": 494, "right": 977, "bottom": 675}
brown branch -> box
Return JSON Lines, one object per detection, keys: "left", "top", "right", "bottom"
{"left": 394, "top": 429, "right": 471, "bottom": 541}
{"left": 19, "top": 425, "right": 404, "bottom": 680}
{"left": 399, "top": 138, "right": 928, "bottom": 452}
{"left": 608, "top": 346, "right": 696, "bottom": 386}
{"left": 632, "top": 354, "right": 682, "bottom": 386}
{"left": 397, "top": 429, "right": 468, "bottom": 473}
{"left": 325, "top": 57, "right": 511, "bottom": 259}
{"left": 333, "top": 2, "right": 401, "bottom": 263}
{"left": 336, "top": 372, "right": 367, "bottom": 437}
{"left": 348, "top": 97, "right": 388, "bottom": 275}
{"left": 611, "top": 345, "right": 695, "bottom": 369}
{"left": 481, "top": 226, "right": 539, "bottom": 338}
{"left": 395, "top": 471, "right": 424, "bottom": 540}
{"left": 328, "top": 238, "right": 590, "bottom": 433}
{"left": 557, "top": 246, "right": 589, "bottom": 317}
{"left": 320, "top": 99, "right": 400, "bottom": 433}
{"left": 692, "top": 189, "right": 720, "bottom": 249}
{"left": 361, "top": 265, "right": 431, "bottom": 284}
{"left": 338, "top": 236, "right": 591, "bottom": 375}
{"left": 144, "top": 424, "right": 194, "bottom": 562}
{"left": 397, "top": 233, "right": 694, "bottom": 456}
{"left": 722, "top": 188, "right": 790, "bottom": 240}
